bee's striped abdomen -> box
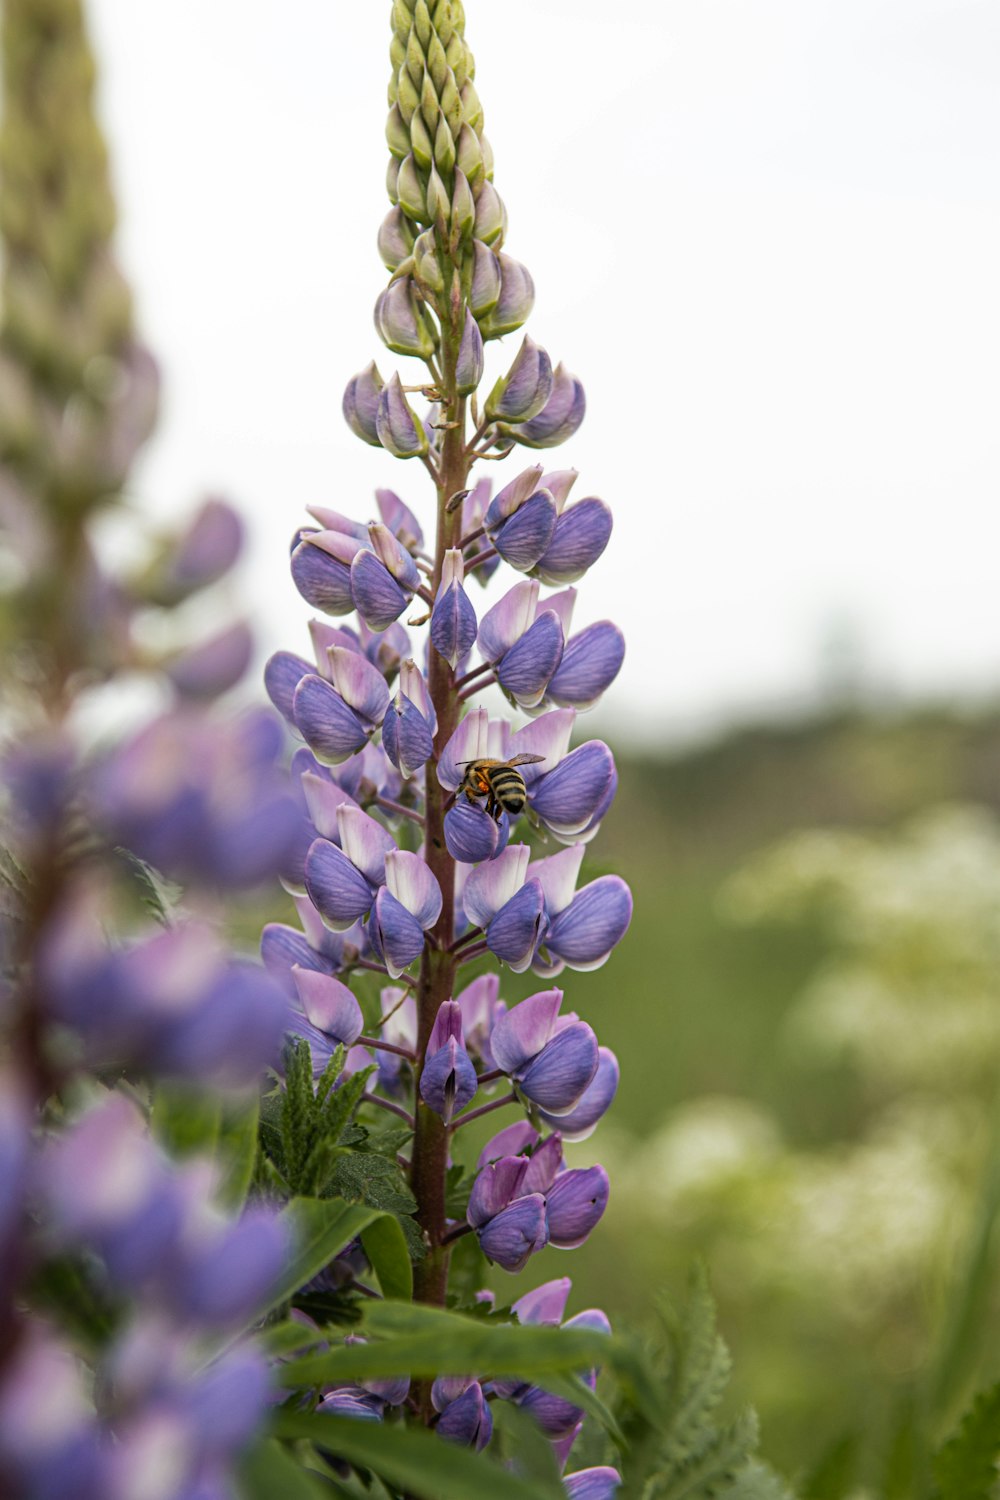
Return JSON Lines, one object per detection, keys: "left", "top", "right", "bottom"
{"left": 488, "top": 766, "right": 527, "bottom": 814}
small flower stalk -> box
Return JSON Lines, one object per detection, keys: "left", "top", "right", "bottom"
{"left": 260, "top": 0, "right": 629, "bottom": 1480}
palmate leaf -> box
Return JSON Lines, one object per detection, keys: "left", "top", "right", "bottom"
{"left": 271, "top": 1410, "right": 561, "bottom": 1500}
{"left": 932, "top": 1381, "right": 1000, "bottom": 1500}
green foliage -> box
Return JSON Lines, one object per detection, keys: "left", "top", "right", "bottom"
{"left": 114, "top": 847, "right": 184, "bottom": 928}
{"left": 616, "top": 1266, "right": 773, "bottom": 1500}
{"left": 361, "top": 1215, "right": 413, "bottom": 1301}
{"left": 260, "top": 1197, "right": 387, "bottom": 1323}
{"left": 931, "top": 1381, "right": 1000, "bottom": 1500}
{"left": 800, "top": 1434, "right": 859, "bottom": 1500}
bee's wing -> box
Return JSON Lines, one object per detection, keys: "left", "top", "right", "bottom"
{"left": 507, "top": 753, "right": 547, "bottom": 767}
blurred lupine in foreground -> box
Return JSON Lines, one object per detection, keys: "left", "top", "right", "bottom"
{"left": 0, "top": 3, "right": 295, "bottom": 1496}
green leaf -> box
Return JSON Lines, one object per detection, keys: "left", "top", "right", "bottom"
{"left": 932, "top": 1380, "right": 1000, "bottom": 1500}
{"left": 649, "top": 1407, "right": 759, "bottom": 1500}
{"left": 801, "top": 1432, "right": 859, "bottom": 1500}
{"left": 723, "top": 1460, "right": 801, "bottom": 1500}
{"left": 326, "top": 1149, "right": 417, "bottom": 1215}
{"left": 361, "top": 1215, "right": 413, "bottom": 1301}
{"left": 151, "top": 1081, "right": 220, "bottom": 1160}
{"left": 491, "top": 1400, "right": 566, "bottom": 1499}
{"left": 114, "top": 846, "right": 184, "bottom": 927}
{"left": 271, "top": 1409, "right": 564, "bottom": 1500}
{"left": 260, "top": 1196, "right": 385, "bottom": 1320}
{"left": 236, "top": 1438, "right": 329, "bottom": 1500}
{"left": 278, "top": 1300, "right": 615, "bottom": 1389}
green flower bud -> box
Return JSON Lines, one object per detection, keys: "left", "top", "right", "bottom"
{"left": 461, "top": 78, "right": 483, "bottom": 133}
{"left": 473, "top": 182, "right": 505, "bottom": 247}
{"left": 396, "top": 64, "right": 421, "bottom": 125}
{"left": 375, "top": 277, "right": 436, "bottom": 359}
{"left": 427, "top": 33, "right": 449, "bottom": 94}
{"left": 397, "top": 154, "right": 426, "bottom": 222}
{"left": 456, "top": 124, "right": 484, "bottom": 186}
{"left": 412, "top": 230, "right": 445, "bottom": 294}
{"left": 434, "top": 115, "right": 457, "bottom": 175}
{"left": 450, "top": 169, "right": 475, "bottom": 240}
{"left": 386, "top": 103, "right": 409, "bottom": 160}
{"left": 409, "top": 107, "right": 434, "bottom": 170}
{"left": 425, "top": 162, "right": 449, "bottom": 227}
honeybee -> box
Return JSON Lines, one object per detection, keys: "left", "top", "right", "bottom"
{"left": 456, "top": 754, "right": 546, "bottom": 822}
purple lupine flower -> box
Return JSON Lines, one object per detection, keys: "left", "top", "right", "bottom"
{"left": 490, "top": 989, "right": 599, "bottom": 1114}
{"left": 506, "top": 364, "right": 586, "bottom": 449}
{"left": 285, "top": 965, "right": 365, "bottom": 1073}
{"left": 463, "top": 846, "right": 549, "bottom": 973}
{"left": 292, "top": 530, "right": 359, "bottom": 615}
{"left": 467, "top": 1156, "right": 549, "bottom": 1271}
{"left": 533, "top": 495, "right": 613, "bottom": 587}
{"left": 485, "top": 337, "right": 554, "bottom": 424}
{"left": 376, "top": 372, "right": 429, "bottom": 458}
{"left": 527, "top": 845, "right": 633, "bottom": 975}
{"left": 478, "top": 252, "right": 535, "bottom": 338}
{"left": 431, "top": 549, "right": 478, "bottom": 670}
{"left": 164, "top": 620, "right": 253, "bottom": 699}
{"left": 546, "top": 621, "right": 625, "bottom": 709}
{"left": 436, "top": 1380, "right": 493, "bottom": 1450}
{"left": 319, "top": 1387, "right": 385, "bottom": 1422}
{"left": 495, "top": 608, "right": 564, "bottom": 708}
{"left": 419, "top": 1001, "right": 477, "bottom": 1122}
{"left": 456, "top": 973, "right": 505, "bottom": 1064}
{"left": 530, "top": 740, "right": 618, "bottom": 843}
{"left": 444, "top": 796, "right": 511, "bottom": 864}
{"left": 0, "top": 1324, "right": 109, "bottom": 1500}
{"left": 455, "top": 309, "right": 486, "bottom": 396}
{"left": 342, "top": 361, "right": 385, "bottom": 445}
{"left": 545, "top": 1166, "right": 610, "bottom": 1249}
{"left": 305, "top": 839, "right": 377, "bottom": 929}
{"left": 153, "top": 497, "right": 245, "bottom": 603}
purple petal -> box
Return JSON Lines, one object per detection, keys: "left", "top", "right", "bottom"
{"left": 547, "top": 622, "right": 625, "bottom": 710}
{"left": 485, "top": 338, "right": 553, "bottom": 424}
{"left": 419, "top": 1037, "right": 478, "bottom": 1122}
{"left": 534, "top": 498, "right": 613, "bottom": 586}
{"left": 479, "top": 254, "right": 535, "bottom": 339}
{"left": 291, "top": 967, "right": 363, "bottom": 1045}
{"left": 318, "top": 1388, "right": 385, "bottom": 1422}
{"left": 536, "top": 1047, "right": 620, "bottom": 1141}
{"left": 476, "top": 581, "right": 540, "bottom": 665}
{"left": 436, "top": 1382, "right": 492, "bottom": 1450}
{"left": 490, "top": 491, "right": 557, "bottom": 572}
{"left": 368, "top": 887, "right": 425, "bottom": 978}
{"left": 444, "top": 799, "right": 509, "bottom": 864}
{"left": 455, "top": 308, "right": 486, "bottom": 396}
{"left": 432, "top": 1374, "right": 477, "bottom": 1412}
{"left": 264, "top": 651, "right": 313, "bottom": 724}
{"left": 261, "top": 923, "right": 337, "bottom": 993}
{"left": 291, "top": 539, "right": 355, "bottom": 615}
{"left": 468, "top": 1156, "right": 530, "bottom": 1227}
{"left": 478, "top": 1121, "right": 538, "bottom": 1170}
{"left": 518, "top": 1022, "right": 599, "bottom": 1113}
{"left": 531, "top": 742, "right": 617, "bottom": 837}
{"left": 350, "top": 550, "right": 409, "bottom": 632}
{"left": 300, "top": 771, "right": 359, "bottom": 843}
{"left": 337, "top": 806, "right": 397, "bottom": 885}
{"left": 375, "top": 373, "right": 429, "bottom": 459}
{"left": 513, "top": 1277, "right": 574, "bottom": 1328}
{"left": 328, "top": 647, "right": 391, "bottom": 729}
{"left": 564, "top": 1470, "right": 622, "bottom": 1500}
{"left": 304, "top": 839, "right": 376, "bottom": 930}
{"left": 457, "top": 973, "right": 501, "bottom": 1055}
{"left": 511, "top": 364, "right": 586, "bottom": 449}
{"left": 167, "top": 498, "right": 244, "bottom": 593}
{"left": 477, "top": 1194, "right": 548, "bottom": 1272}
{"left": 528, "top": 846, "right": 585, "bottom": 917}
{"left": 293, "top": 675, "right": 369, "bottom": 765}
{"left": 545, "top": 877, "right": 633, "bottom": 970}
{"left": 507, "top": 710, "right": 576, "bottom": 784}
{"left": 486, "top": 880, "right": 549, "bottom": 974}
{"left": 496, "top": 610, "right": 564, "bottom": 705}
{"left": 485, "top": 465, "right": 545, "bottom": 528}
{"left": 437, "top": 707, "right": 489, "bottom": 791}
{"left": 342, "top": 361, "right": 384, "bottom": 446}
{"left": 545, "top": 1166, "right": 609, "bottom": 1249}
{"left": 490, "top": 990, "right": 563, "bottom": 1075}
{"left": 427, "top": 999, "right": 464, "bottom": 1053}
{"left": 463, "top": 843, "right": 530, "bottom": 930}
{"left": 179, "top": 1208, "right": 288, "bottom": 1325}
{"left": 369, "top": 522, "right": 421, "bottom": 592}
{"left": 518, "top": 1384, "right": 583, "bottom": 1439}
{"left": 307, "top": 509, "right": 370, "bottom": 543}
{"left": 385, "top": 849, "right": 442, "bottom": 929}
{"left": 431, "top": 579, "right": 479, "bottom": 670}
{"left": 542, "top": 586, "right": 578, "bottom": 638}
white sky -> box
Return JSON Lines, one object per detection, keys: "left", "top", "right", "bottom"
{"left": 86, "top": 0, "right": 1000, "bottom": 745}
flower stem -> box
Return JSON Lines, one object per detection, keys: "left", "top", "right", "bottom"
{"left": 450, "top": 1092, "right": 518, "bottom": 1131}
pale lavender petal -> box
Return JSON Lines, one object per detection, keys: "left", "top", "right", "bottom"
{"left": 479, "top": 254, "right": 535, "bottom": 340}
{"left": 291, "top": 967, "right": 364, "bottom": 1045}
{"left": 350, "top": 550, "right": 409, "bottom": 631}
{"left": 306, "top": 508, "right": 370, "bottom": 542}
{"left": 328, "top": 646, "right": 391, "bottom": 729}
{"left": 427, "top": 1000, "right": 464, "bottom": 1054}
{"left": 541, "top": 587, "right": 578, "bottom": 637}
{"left": 528, "top": 845, "right": 585, "bottom": 916}
{"left": 512, "top": 1278, "right": 574, "bottom": 1328}
{"left": 375, "top": 373, "right": 429, "bottom": 459}
{"left": 318, "top": 1389, "right": 384, "bottom": 1422}
{"left": 444, "top": 799, "right": 509, "bottom": 864}
{"left": 369, "top": 522, "right": 421, "bottom": 592}
{"left": 455, "top": 309, "right": 485, "bottom": 397}
{"left": 260, "top": 924, "right": 336, "bottom": 993}
{"left": 490, "top": 989, "right": 563, "bottom": 1075}
{"left": 304, "top": 839, "right": 376, "bottom": 930}
{"left": 485, "top": 465, "right": 545, "bottom": 528}
{"left": 477, "top": 1194, "right": 548, "bottom": 1272}
{"left": 545, "top": 1166, "right": 609, "bottom": 1249}
{"left": 496, "top": 610, "right": 564, "bottom": 704}
{"left": 463, "top": 843, "right": 530, "bottom": 929}
{"left": 547, "top": 622, "right": 625, "bottom": 710}
{"left": 292, "top": 675, "right": 368, "bottom": 764}
{"left": 342, "top": 361, "right": 384, "bottom": 446}
{"left": 522, "top": 1133, "right": 564, "bottom": 1195}
{"left": 300, "top": 771, "right": 359, "bottom": 843}
{"left": 457, "top": 974, "right": 501, "bottom": 1055}
{"left": 368, "top": 887, "right": 425, "bottom": 978}
{"left": 536, "top": 1048, "right": 619, "bottom": 1141}
{"left": 165, "top": 622, "right": 252, "bottom": 699}
{"left": 432, "top": 1375, "right": 477, "bottom": 1412}
{"left": 477, "top": 1121, "right": 538, "bottom": 1170}
{"left": 337, "top": 805, "right": 397, "bottom": 885}
{"left": 490, "top": 491, "right": 557, "bottom": 572}
{"left": 545, "top": 877, "right": 633, "bottom": 970}
{"left": 376, "top": 487, "right": 423, "bottom": 551}
{"left": 398, "top": 659, "right": 435, "bottom": 729}
{"left": 291, "top": 539, "right": 355, "bottom": 615}
{"left": 385, "top": 849, "right": 442, "bottom": 929}
{"left": 518, "top": 1384, "right": 582, "bottom": 1438}
{"left": 476, "top": 581, "right": 540, "bottom": 665}
{"left": 518, "top": 1022, "right": 599, "bottom": 1113}
{"left": 437, "top": 707, "right": 489, "bottom": 790}
{"left": 534, "top": 498, "right": 613, "bottom": 586}
{"left": 540, "top": 469, "right": 580, "bottom": 511}
{"left": 467, "top": 1156, "right": 529, "bottom": 1227}
{"left": 486, "top": 880, "right": 549, "bottom": 973}
{"left": 508, "top": 709, "right": 577, "bottom": 784}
